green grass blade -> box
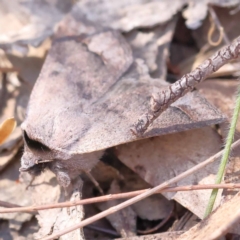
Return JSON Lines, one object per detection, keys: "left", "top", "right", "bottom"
{"left": 204, "top": 86, "right": 240, "bottom": 218}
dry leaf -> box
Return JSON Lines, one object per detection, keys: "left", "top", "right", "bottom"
{"left": 177, "top": 192, "right": 240, "bottom": 240}
{"left": 97, "top": 180, "right": 137, "bottom": 237}
{"left": 0, "top": 118, "right": 16, "bottom": 145}
{"left": 0, "top": 0, "right": 73, "bottom": 52}
{"left": 182, "top": 0, "right": 240, "bottom": 29}
{"left": 125, "top": 19, "right": 176, "bottom": 79}
{"left": 74, "top": 0, "right": 186, "bottom": 32}
{"left": 198, "top": 79, "right": 239, "bottom": 139}
{"left": 0, "top": 157, "right": 33, "bottom": 231}
{"left": 0, "top": 139, "right": 22, "bottom": 172}
{"left": 116, "top": 127, "right": 222, "bottom": 219}
{"left": 132, "top": 196, "right": 173, "bottom": 221}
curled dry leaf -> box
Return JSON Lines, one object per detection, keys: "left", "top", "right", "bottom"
{"left": 0, "top": 117, "right": 16, "bottom": 145}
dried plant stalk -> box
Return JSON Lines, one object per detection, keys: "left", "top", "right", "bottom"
{"left": 2, "top": 183, "right": 240, "bottom": 214}
{"left": 133, "top": 36, "right": 240, "bottom": 135}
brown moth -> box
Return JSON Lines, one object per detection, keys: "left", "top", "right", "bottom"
{"left": 20, "top": 30, "right": 225, "bottom": 189}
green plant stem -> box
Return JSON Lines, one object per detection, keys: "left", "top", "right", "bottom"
{"left": 204, "top": 87, "right": 240, "bottom": 218}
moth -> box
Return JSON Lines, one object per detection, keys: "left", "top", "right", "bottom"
{"left": 19, "top": 30, "right": 224, "bottom": 189}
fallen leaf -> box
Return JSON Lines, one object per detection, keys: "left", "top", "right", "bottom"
{"left": 0, "top": 118, "right": 16, "bottom": 145}
{"left": 97, "top": 180, "right": 137, "bottom": 237}
{"left": 197, "top": 79, "right": 239, "bottom": 139}
{"left": 182, "top": 0, "right": 240, "bottom": 29}
{"left": 0, "top": 0, "right": 73, "bottom": 52}
{"left": 0, "top": 156, "right": 33, "bottom": 231}
{"left": 177, "top": 192, "right": 240, "bottom": 240}
{"left": 74, "top": 0, "right": 186, "bottom": 32}
{"left": 125, "top": 19, "right": 176, "bottom": 79}
{"left": 116, "top": 127, "right": 222, "bottom": 219}
{"left": 0, "top": 139, "right": 22, "bottom": 172}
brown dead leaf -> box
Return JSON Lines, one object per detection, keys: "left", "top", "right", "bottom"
{"left": 132, "top": 196, "right": 173, "bottom": 222}
{"left": 197, "top": 79, "right": 239, "bottom": 139}
{"left": 125, "top": 19, "right": 176, "bottom": 79}
{"left": 74, "top": 0, "right": 186, "bottom": 32}
{"left": 0, "top": 156, "right": 33, "bottom": 231}
{"left": 180, "top": 6, "right": 240, "bottom": 78}
{"left": 182, "top": 0, "right": 240, "bottom": 29}
{"left": 192, "top": 6, "right": 240, "bottom": 49}
{"left": 177, "top": 192, "right": 240, "bottom": 240}
{"left": 116, "top": 127, "right": 222, "bottom": 219}
{"left": 0, "top": 117, "right": 16, "bottom": 145}
{"left": 92, "top": 156, "right": 173, "bottom": 222}
{"left": 0, "top": 139, "right": 22, "bottom": 172}
{"left": 0, "top": 0, "right": 72, "bottom": 52}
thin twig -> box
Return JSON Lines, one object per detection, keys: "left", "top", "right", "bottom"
{"left": 132, "top": 36, "right": 240, "bottom": 135}
{"left": 2, "top": 182, "right": 240, "bottom": 214}
{"left": 41, "top": 139, "right": 240, "bottom": 240}
{"left": 0, "top": 200, "right": 22, "bottom": 208}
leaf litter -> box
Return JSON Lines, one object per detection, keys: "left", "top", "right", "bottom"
{"left": 1, "top": 1, "right": 240, "bottom": 239}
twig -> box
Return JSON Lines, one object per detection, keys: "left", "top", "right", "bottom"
{"left": 208, "top": 6, "right": 230, "bottom": 46}
{"left": 2, "top": 182, "right": 240, "bottom": 214}
{"left": 132, "top": 36, "right": 240, "bottom": 135}
{"left": 0, "top": 200, "right": 22, "bottom": 208}
{"left": 83, "top": 170, "right": 104, "bottom": 195}
{"left": 0, "top": 201, "right": 36, "bottom": 214}
{"left": 41, "top": 139, "right": 240, "bottom": 240}
{"left": 204, "top": 86, "right": 240, "bottom": 217}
